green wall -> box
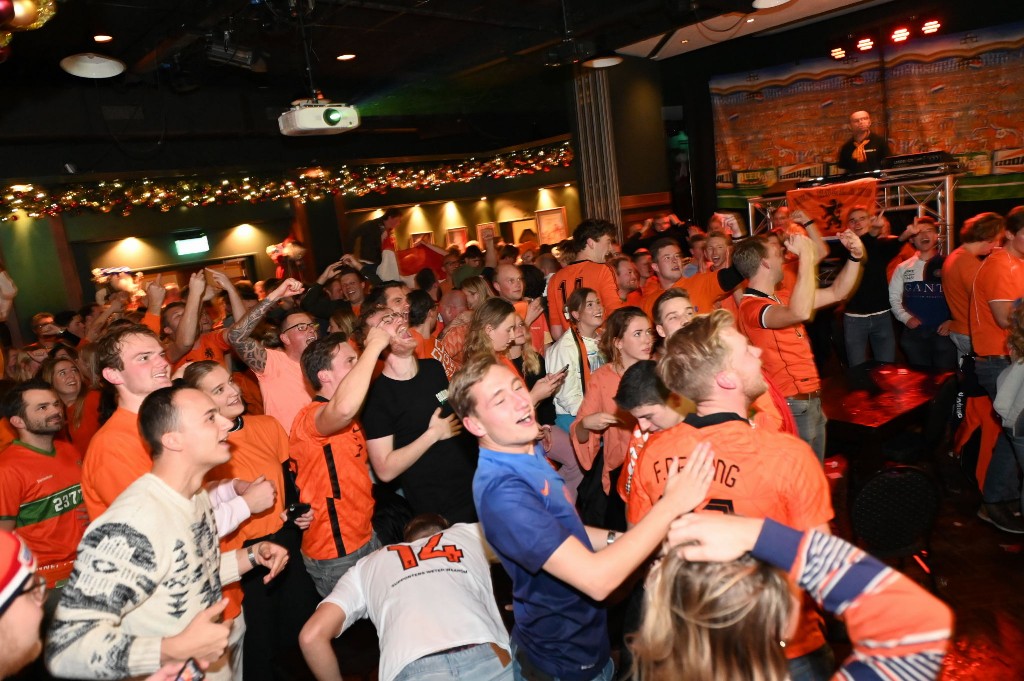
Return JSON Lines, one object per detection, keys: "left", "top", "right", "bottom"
{"left": 1, "top": 216, "right": 71, "bottom": 339}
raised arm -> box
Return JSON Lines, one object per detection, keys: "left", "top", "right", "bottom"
{"left": 228, "top": 278, "right": 303, "bottom": 374}
{"left": 762, "top": 235, "right": 817, "bottom": 329}
{"left": 168, "top": 272, "right": 206, "bottom": 363}
{"left": 816, "top": 229, "right": 865, "bottom": 308}
{"left": 315, "top": 325, "right": 392, "bottom": 435}
{"left": 207, "top": 268, "right": 246, "bottom": 324}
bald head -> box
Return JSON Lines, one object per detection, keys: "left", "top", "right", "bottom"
{"left": 439, "top": 290, "right": 468, "bottom": 322}
{"left": 494, "top": 263, "right": 525, "bottom": 302}
{"left": 849, "top": 110, "right": 872, "bottom": 139}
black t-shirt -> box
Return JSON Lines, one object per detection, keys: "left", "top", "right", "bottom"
{"left": 362, "top": 358, "right": 478, "bottom": 523}
{"left": 512, "top": 354, "right": 556, "bottom": 426}
{"left": 837, "top": 132, "right": 891, "bottom": 174}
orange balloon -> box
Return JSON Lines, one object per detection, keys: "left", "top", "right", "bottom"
{"left": 7, "top": 0, "right": 37, "bottom": 28}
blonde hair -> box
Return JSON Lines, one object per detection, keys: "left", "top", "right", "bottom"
{"left": 1008, "top": 304, "right": 1024, "bottom": 362}
{"left": 631, "top": 551, "right": 791, "bottom": 681}
{"left": 462, "top": 298, "right": 516, "bottom": 364}
{"left": 460, "top": 275, "right": 494, "bottom": 311}
{"left": 512, "top": 315, "right": 541, "bottom": 376}
{"left": 657, "top": 309, "right": 734, "bottom": 401}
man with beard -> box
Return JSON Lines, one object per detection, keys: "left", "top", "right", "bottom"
{"left": 229, "top": 278, "right": 315, "bottom": 434}
{"left": 0, "top": 380, "right": 86, "bottom": 601}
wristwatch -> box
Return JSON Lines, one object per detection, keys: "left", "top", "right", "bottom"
{"left": 606, "top": 530, "right": 618, "bottom": 546}
{"left": 247, "top": 545, "right": 258, "bottom": 569}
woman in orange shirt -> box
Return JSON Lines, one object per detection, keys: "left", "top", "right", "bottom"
{"left": 40, "top": 357, "right": 101, "bottom": 455}
{"left": 572, "top": 306, "right": 654, "bottom": 526}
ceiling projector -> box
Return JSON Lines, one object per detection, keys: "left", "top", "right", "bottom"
{"left": 279, "top": 101, "right": 360, "bottom": 136}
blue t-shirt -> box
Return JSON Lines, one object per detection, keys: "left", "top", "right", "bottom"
{"left": 473, "top": 445, "right": 609, "bottom": 681}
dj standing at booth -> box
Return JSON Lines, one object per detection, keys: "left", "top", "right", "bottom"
{"left": 838, "top": 110, "right": 891, "bottom": 174}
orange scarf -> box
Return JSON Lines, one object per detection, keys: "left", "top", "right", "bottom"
{"left": 852, "top": 140, "right": 869, "bottom": 163}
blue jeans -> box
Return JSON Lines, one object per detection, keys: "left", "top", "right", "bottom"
{"left": 787, "top": 645, "right": 836, "bottom": 681}
{"left": 302, "top": 533, "right": 381, "bottom": 598}
{"left": 394, "top": 643, "right": 513, "bottom": 681}
{"left": 844, "top": 312, "right": 896, "bottom": 367}
{"left": 511, "top": 642, "right": 613, "bottom": 681}
{"left": 976, "top": 357, "right": 1024, "bottom": 510}
{"left": 787, "top": 396, "right": 827, "bottom": 463}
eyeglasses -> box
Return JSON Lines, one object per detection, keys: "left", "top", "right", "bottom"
{"left": 21, "top": 574, "right": 46, "bottom": 603}
{"left": 281, "top": 321, "right": 319, "bottom": 334}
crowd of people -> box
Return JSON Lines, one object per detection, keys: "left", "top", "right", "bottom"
{"left": 7, "top": 198, "right": 1024, "bottom": 680}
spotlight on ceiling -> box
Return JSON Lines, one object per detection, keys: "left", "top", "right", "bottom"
{"left": 892, "top": 27, "right": 910, "bottom": 43}
{"left": 93, "top": 34, "right": 113, "bottom": 43}
{"left": 336, "top": 53, "right": 355, "bottom": 61}
{"left": 60, "top": 53, "right": 126, "bottom": 79}
{"left": 752, "top": 0, "right": 792, "bottom": 8}
{"left": 857, "top": 37, "right": 874, "bottom": 51}
{"left": 922, "top": 20, "right": 941, "bottom": 34}
{"left": 830, "top": 47, "right": 846, "bottom": 60}
{"left": 581, "top": 51, "right": 623, "bottom": 69}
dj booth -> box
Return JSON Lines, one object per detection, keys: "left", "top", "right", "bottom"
{"left": 748, "top": 152, "right": 964, "bottom": 255}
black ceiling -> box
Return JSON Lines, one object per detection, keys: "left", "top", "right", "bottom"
{"left": 2, "top": 0, "right": 751, "bottom": 109}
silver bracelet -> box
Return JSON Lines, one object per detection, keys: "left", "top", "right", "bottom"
{"left": 247, "top": 545, "right": 258, "bottom": 569}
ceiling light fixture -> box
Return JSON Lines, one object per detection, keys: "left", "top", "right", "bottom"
{"left": 93, "top": 34, "right": 113, "bottom": 43}
{"left": 581, "top": 51, "right": 623, "bottom": 69}
{"left": 922, "top": 20, "right": 940, "bottom": 34}
{"left": 892, "top": 28, "right": 910, "bottom": 42}
{"left": 857, "top": 37, "right": 874, "bottom": 51}
{"left": 830, "top": 47, "right": 846, "bottom": 59}
{"left": 59, "top": 53, "right": 126, "bottom": 79}
{"left": 752, "top": 0, "right": 793, "bottom": 8}
{"left": 336, "top": 53, "right": 355, "bottom": 61}
{"left": 680, "top": 39, "right": 689, "bottom": 44}
{"left": 746, "top": 18, "right": 755, "bottom": 23}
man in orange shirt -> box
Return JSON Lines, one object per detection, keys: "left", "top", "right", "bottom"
{"left": 732, "top": 231, "right": 864, "bottom": 461}
{"left": 632, "top": 310, "right": 834, "bottom": 679}
{"left": 408, "top": 289, "right": 440, "bottom": 360}
{"left": 610, "top": 256, "right": 643, "bottom": 307}
{"left": 493, "top": 263, "right": 549, "bottom": 351}
{"left": 290, "top": 321, "right": 396, "bottom": 597}
{"left": 943, "top": 212, "right": 1005, "bottom": 359}
{"left": 228, "top": 278, "right": 315, "bottom": 434}
{"left": 970, "top": 207, "right": 1024, "bottom": 533}
{"left": 162, "top": 269, "right": 247, "bottom": 371}
{"left": 0, "top": 380, "right": 86, "bottom": 595}
{"left": 641, "top": 238, "right": 744, "bottom": 317}
{"left": 546, "top": 219, "right": 623, "bottom": 340}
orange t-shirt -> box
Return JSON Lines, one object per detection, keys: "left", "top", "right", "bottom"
{"left": 571, "top": 364, "right": 635, "bottom": 494}
{"left": 629, "top": 418, "right": 832, "bottom": 659}
{"left": 82, "top": 408, "right": 151, "bottom": 520}
{"left": 547, "top": 261, "right": 623, "bottom": 333}
{"left": 970, "top": 248, "right": 1024, "bottom": 356}
{"left": 736, "top": 290, "right": 820, "bottom": 396}
{"left": 206, "top": 415, "right": 289, "bottom": 619}
{"left": 255, "top": 348, "right": 312, "bottom": 434}
{"left": 68, "top": 390, "right": 102, "bottom": 455}
{"left": 513, "top": 299, "right": 552, "bottom": 351}
{"left": 641, "top": 271, "right": 726, "bottom": 319}
{"left": 288, "top": 400, "right": 374, "bottom": 561}
{"left": 624, "top": 289, "right": 643, "bottom": 307}
{"left": 173, "top": 331, "right": 232, "bottom": 372}
{"left": 410, "top": 327, "right": 439, "bottom": 361}
{"left": 0, "top": 440, "right": 87, "bottom": 586}
{"left": 942, "top": 246, "right": 983, "bottom": 337}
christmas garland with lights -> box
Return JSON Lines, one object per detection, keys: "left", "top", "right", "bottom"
{"left": 0, "top": 142, "right": 574, "bottom": 221}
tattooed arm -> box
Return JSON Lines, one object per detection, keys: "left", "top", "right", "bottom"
{"left": 227, "top": 278, "right": 304, "bottom": 374}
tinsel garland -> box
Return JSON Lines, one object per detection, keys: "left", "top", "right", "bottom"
{"left": 0, "top": 141, "right": 573, "bottom": 221}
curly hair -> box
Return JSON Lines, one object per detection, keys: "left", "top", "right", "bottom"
{"left": 1008, "top": 304, "right": 1024, "bottom": 363}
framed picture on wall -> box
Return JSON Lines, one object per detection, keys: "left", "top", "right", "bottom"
{"left": 535, "top": 207, "right": 568, "bottom": 244}
{"left": 445, "top": 226, "right": 468, "bottom": 250}
{"left": 477, "top": 222, "right": 496, "bottom": 243}
{"left": 409, "top": 231, "right": 434, "bottom": 248}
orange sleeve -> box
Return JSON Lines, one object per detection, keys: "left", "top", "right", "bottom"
{"left": 82, "top": 431, "right": 151, "bottom": 520}
{"left": 570, "top": 375, "right": 606, "bottom": 472}
{"left": 780, "top": 436, "right": 834, "bottom": 528}
{"left": 595, "top": 266, "right": 625, "bottom": 316}
{"left": 142, "top": 311, "right": 162, "bottom": 336}
{"left": 547, "top": 270, "right": 569, "bottom": 332}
